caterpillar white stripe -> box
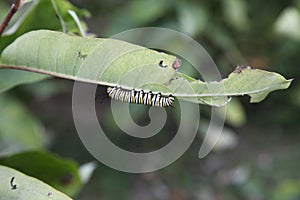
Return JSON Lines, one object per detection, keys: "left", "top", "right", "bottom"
{"left": 107, "top": 87, "right": 175, "bottom": 107}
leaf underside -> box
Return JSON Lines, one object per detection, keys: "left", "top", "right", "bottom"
{"left": 0, "top": 30, "right": 292, "bottom": 106}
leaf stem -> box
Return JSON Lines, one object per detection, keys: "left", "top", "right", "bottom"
{"left": 0, "top": 0, "right": 21, "bottom": 37}
{"left": 51, "top": 0, "right": 67, "bottom": 33}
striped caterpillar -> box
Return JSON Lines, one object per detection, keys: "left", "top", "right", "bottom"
{"left": 107, "top": 87, "right": 174, "bottom": 107}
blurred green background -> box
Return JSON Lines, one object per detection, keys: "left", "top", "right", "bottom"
{"left": 1, "top": 0, "right": 300, "bottom": 199}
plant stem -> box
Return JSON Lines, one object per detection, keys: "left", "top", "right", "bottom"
{"left": 0, "top": 0, "right": 21, "bottom": 37}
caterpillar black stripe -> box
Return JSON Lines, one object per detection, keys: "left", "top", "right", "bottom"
{"left": 107, "top": 87, "right": 175, "bottom": 107}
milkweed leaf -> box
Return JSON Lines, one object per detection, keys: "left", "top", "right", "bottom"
{"left": 0, "top": 94, "right": 47, "bottom": 156}
{"left": 0, "top": 30, "right": 292, "bottom": 106}
{"left": 0, "top": 165, "right": 72, "bottom": 200}
{"left": 0, "top": 151, "right": 82, "bottom": 197}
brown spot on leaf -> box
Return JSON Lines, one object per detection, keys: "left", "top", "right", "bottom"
{"left": 233, "top": 65, "right": 255, "bottom": 73}
{"left": 60, "top": 173, "right": 73, "bottom": 186}
{"left": 172, "top": 58, "right": 181, "bottom": 70}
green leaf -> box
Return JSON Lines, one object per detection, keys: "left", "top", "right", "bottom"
{"left": 170, "top": 66, "right": 292, "bottom": 105}
{"left": 0, "top": 151, "right": 82, "bottom": 197}
{"left": 0, "top": 2, "right": 9, "bottom": 21}
{"left": 222, "top": 0, "right": 249, "bottom": 31}
{"left": 0, "top": 0, "right": 89, "bottom": 52}
{"left": 274, "top": 7, "right": 300, "bottom": 41}
{"left": 272, "top": 180, "right": 300, "bottom": 200}
{"left": 129, "top": 0, "right": 169, "bottom": 25}
{"left": 0, "top": 0, "right": 38, "bottom": 37}
{"left": 223, "top": 98, "right": 246, "bottom": 127}
{"left": 0, "top": 70, "right": 48, "bottom": 93}
{"left": 68, "top": 10, "right": 86, "bottom": 37}
{"left": 0, "top": 94, "right": 46, "bottom": 156}
{"left": 78, "top": 162, "right": 97, "bottom": 184}
{"left": 0, "top": 30, "right": 292, "bottom": 106}
{"left": 0, "top": 30, "right": 178, "bottom": 89}
{"left": 0, "top": 0, "right": 89, "bottom": 93}
{"left": 177, "top": 2, "right": 208, "bottom": 36}
{"left": 198, "top": 119, "right": 238, "bottom": 151}
{"left": 0, "top": 165, "right": 72, "bottom": 200}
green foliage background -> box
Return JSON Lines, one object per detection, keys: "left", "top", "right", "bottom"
{"left": 0, "top": 0, "right": 299, "bottom": 199}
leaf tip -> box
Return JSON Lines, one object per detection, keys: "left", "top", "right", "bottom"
{"left": 286, "top": 78, "right": 293, "bottom": 88}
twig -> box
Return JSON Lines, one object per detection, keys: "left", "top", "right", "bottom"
{"left": 0, "top": 0, "right": 21, "bottom": 37}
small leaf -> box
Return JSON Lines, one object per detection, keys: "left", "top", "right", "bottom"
{"left": 0, "top": 69, "right": 47, "bottom": 93}
{"left": 129, "top": 0, "right": 169, "bottom": 25}
{"left": 223, "top": 98, "right": 246, "bottom": 127}
{"left": 0, "top": 0, "right": 89, "bottom": 92}
{"left": 68, "top": 10, "right": 86, "bottom": 37}
{"left": 0, "top": 151, "right": 82, "bottom": 197}
{"left": 79, "top": 162, "right": 97, "bottom": 184}
{"left": 198, "top": 119, "right": 238, "bottom": 151}
{"left": 222, "top": 0, "right": 249, "bottom": 31}
{"left": 274, "top": 7, "right": 300, "bottom": 41}
{"left": 272, "top": 180, "right": 300, "bottom": 200}
{"left": 0, "top": 165, "right": 72, "bottom": 200}
{"left": 177, "top": 2, "right": 208, "bottom": 36}
{"left": 0, "top": 94, "right": 46, "bottom": 156}
{"left": 0, "top": 0, "right": 38, "bottom": 36}
{"left": 0, "top": 0, "right": 89, "bottom": 52}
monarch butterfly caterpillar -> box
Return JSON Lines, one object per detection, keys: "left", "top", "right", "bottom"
{"left": 107, "top": 87, "right": 175, "bottom": 107}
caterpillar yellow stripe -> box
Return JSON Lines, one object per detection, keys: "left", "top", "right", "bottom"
{"left": 107, "top": 87, "right": 175, "bottom": 107}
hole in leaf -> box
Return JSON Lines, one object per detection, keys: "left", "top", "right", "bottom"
{"left": 158, "top": 60, "right": 167, "bottom": 68}
{"left": 10, "top": 177, "right": 17, "bottom": 190}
